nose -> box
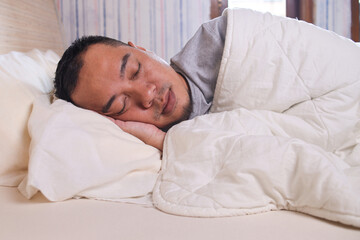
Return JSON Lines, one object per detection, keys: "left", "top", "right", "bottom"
{"left": 137, "top": 82, "right": 156, "bottom": 108}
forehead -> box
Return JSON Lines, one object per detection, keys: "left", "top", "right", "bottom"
{"left": 83, "top": 43, "right": 129, "bottom": 65}
{"left": 80, "top": 44, "right": 124, "bottom": 87}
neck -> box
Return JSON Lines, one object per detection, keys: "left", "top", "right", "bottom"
{"left": 176, "top": 72, "right": 189, "bottom": 91}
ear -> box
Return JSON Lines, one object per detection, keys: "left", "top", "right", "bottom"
{"left": 128, "top": 41, "right": 147, "bottom": 51}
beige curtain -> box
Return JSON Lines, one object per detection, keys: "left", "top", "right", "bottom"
{"left": 314, "top": 0, "right": 352, "bottom": 39}
{"left": 55, "top": 0, "right": 210, "bottom": 62}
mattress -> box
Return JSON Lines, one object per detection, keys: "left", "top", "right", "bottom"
{"left": 1, "top": 1, "right": 359, "bottom": 238}
{"left": 1, "top": 186, "right": 359, "bottom": 240}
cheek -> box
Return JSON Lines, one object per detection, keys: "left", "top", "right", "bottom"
{"left": 176, "top": 86, "right": 191, "bottom": 107}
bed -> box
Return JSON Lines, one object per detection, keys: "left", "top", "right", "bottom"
{"left": 1, "top": 0, "right": 360, "bottom": 239}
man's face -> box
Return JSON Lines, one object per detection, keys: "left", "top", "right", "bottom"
{"left": 71, "top": 43, "right": 191, "bottom": 129}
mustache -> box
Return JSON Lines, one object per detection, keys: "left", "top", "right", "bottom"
{"left": 160, "top": 90, "right": 193, "bottom": 132}
{"left": 153, "top": 83, "right": 170, "bottom": 121}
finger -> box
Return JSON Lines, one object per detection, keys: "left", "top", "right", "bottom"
{"left": 114, "top": 119, "right": 126, "bottom": 129}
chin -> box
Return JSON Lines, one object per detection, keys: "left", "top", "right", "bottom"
{"left": 161, "top": 112, "right": 191, "bottom": 133}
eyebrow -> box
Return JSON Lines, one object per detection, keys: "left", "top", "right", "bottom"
{"left": 102, "top": 53, "right": 131, "bottom": 114}
{"left": 120, "top": 53, "right": 131, "bottom": 79}
{"left": 102, "top": 95, "right": 116, "bottom": 114}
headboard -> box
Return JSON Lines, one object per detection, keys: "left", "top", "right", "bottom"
{"left": 0, "top": 0, "right": 64, "bottom": 56}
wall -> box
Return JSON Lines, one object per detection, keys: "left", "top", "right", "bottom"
{"left": 55, "top": 0, "right": 210, "bottom": 62}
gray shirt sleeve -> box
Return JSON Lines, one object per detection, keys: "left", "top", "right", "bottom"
{"left": 170, "top": 14, "right": 227, "bottom": 119}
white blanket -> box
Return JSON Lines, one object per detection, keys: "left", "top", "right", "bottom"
{"left": 153, "top": 9, "right": 360, "bottom": 227}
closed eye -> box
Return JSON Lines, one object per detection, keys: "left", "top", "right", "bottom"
{"left": 131, "top": 62, "right": 141, "bottom": 80}
{"left": 114, "top": 97, "right": 127, "bottom": 116}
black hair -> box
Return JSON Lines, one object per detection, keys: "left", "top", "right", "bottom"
{"left": 54, "top": 36, "right": 129, "bottom": 102}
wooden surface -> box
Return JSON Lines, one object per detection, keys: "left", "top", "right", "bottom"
{"left": 300, "top": 0, "right": 313, "bottom": 23}
{"left": 286, "top": 0, "right": 313, "bottom": 23}
{"left": 210, "top": 0, "right": 228, "bottom": 19}
{"left": 351, "top": 0, "right": 359, "bottom": 42}
{"left": 0, "top": 0, "right": 64, "bottom": 56}
{"left": 286, "top": 0, "right": 299, "bottom": 19}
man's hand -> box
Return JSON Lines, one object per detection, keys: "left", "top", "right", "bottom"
{"left": 107, "top": 117, "right": 166, "bottom": 151}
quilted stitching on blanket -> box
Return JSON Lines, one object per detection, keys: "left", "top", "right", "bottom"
{"left": 153, "top": 9, "right": 360, "bottom": 228}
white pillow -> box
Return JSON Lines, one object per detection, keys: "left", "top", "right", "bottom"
{"left": 0, "top": 49, "right": 59, "bottom": 186}
{"left": 18, "top": 97, "right": 161, "bottom": 202}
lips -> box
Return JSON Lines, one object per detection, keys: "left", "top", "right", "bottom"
{"left": 162, "top": 89, "right": 176, "bottom": 115}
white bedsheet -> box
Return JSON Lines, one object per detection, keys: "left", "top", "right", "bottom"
{"left": 2, "top": 186, "right": 360, "bottom": 240}
{"left": 153, "top": 9, "right": 360, "bottom": 227}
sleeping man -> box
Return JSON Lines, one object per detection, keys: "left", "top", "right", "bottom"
{"left": 54, "top": 8, "right": 359, "bottom": 153}
{"left": 54, "top": 13, "right": 227, "bottom": 151}
{"left": 53, "top": 8, "right": 360, "bottom": 226}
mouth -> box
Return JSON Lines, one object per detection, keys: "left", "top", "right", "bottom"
{"left": 162, "top": 89, "right": 176, "bottom": 115}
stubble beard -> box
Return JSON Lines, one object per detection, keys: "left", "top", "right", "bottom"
{"left": 160, "top": 91, "right": 193, "bottom": 132}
